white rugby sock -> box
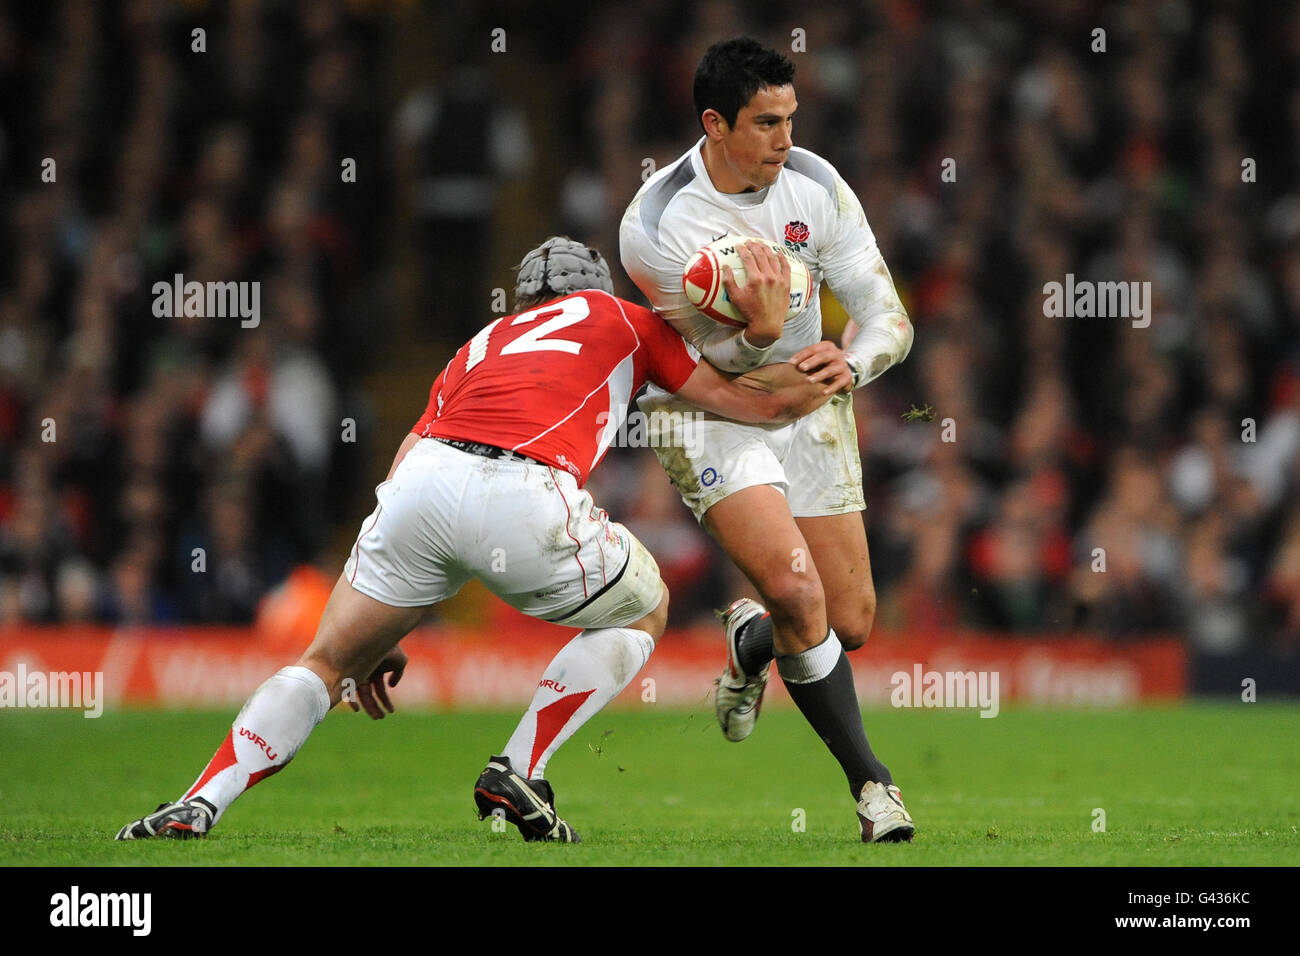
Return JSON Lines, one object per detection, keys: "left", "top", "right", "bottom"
{"left": 182, "top": 666, "right": 331, "bottom": 823}
{"left": 774, "top": 629, "right": 843, "bottom": 683}
{"left": 502, "top": 627, "right": 655, "bottom": 780}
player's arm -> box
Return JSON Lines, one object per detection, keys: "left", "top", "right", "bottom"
{"left": 674, "top": 360, "right": 833, "bottom": 423}
{"left": 632, "top": 292, "right": 828, "bottom": 423}
{"left": 620, "top": 211, "right": 782, "bottom": 372}
{"left": 790, "top": 172, "right": 913, "bottom": 393}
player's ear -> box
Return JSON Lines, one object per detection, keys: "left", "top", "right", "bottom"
{"left": 701, "top": 108, "right": 730, "bottom": 140}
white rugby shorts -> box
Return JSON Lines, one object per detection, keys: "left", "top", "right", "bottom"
{"left": 637, "top": 387, "right": 866, "bottom": 522}
{"left": 342, "top": 438, "right": 664, "bottom": 627}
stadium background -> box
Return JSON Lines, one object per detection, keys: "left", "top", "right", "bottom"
{"left": 1, "top": 0, "right": 1299, "bottom": 709}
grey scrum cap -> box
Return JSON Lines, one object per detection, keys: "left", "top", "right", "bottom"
{"left": 515, "top": 236, "right": 614, "bottom": 301}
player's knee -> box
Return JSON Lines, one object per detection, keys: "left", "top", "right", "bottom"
{"left": 646, "top": 585, "right": 669, "bottom": 639}
{"left": 834, "top": 595, "right": 877, "bottom": 651}
{"left": 628, "top": 584, "right": 669, "bottom": 640}
{"left": 760, "top": 573, "right": 824, "bottom": 630}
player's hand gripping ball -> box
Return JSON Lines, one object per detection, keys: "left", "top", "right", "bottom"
{"left": 682, "top": 235, "right": 813, "bottom": 328}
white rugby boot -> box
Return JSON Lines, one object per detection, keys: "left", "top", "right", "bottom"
{"left": 857, "top": 781, "right": 915, "bottom": 843}
{"left": 713, "top": 598, "right": 771, "bottom": 742}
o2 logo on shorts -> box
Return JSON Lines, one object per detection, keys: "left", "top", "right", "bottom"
{"left": 700, "top": 467, "right": 721, "bottom": 487}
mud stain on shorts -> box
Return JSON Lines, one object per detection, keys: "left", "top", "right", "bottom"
{"left": 653, "top": 440, "right": 702, "bottom": 499}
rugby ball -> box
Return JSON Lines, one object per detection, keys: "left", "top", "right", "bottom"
{"left": 682, "top": 235, "right": 813, "bottom": 328}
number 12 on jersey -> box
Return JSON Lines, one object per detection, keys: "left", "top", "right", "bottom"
{"left": 465, "top": 297, "right": 590, "bottom": 372}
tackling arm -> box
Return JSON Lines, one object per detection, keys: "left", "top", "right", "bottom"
{"left": 674, "top": 360, "right": 834, "bottom": 424}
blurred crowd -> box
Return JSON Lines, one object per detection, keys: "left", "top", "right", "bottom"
{"left": 3, "top": 0, "right": 1299, "bottom": 652}
{"left": 0, "top": 0, "right": 387, "bottom": 624}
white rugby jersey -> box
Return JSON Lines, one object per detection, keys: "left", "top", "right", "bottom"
{"left": 620, "top": 137, "right": 907, "bottom": 373}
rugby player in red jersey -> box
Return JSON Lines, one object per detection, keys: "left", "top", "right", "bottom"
{"left": 116, "top": 236, "right": 833, "bottom": 843}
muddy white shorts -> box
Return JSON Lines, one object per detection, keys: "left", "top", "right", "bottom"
{"left": 637, "top": 386, "right": 865, "bottom": 522}
{"left": 342, "top": 438, "right": 664, "bottom": 627}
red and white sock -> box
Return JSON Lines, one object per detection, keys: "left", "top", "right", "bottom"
{"left": 502, "top": 627, "right": 655, "bottom": 780}
{"left": 181, "top": 665, "right": 331, "bottom": 823}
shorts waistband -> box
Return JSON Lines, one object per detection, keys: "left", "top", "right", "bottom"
{"left": 432, "top": 437, "right": 542, "bottom": 466}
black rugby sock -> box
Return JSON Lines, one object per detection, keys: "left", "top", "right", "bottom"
{"left": 736, "top": 613, "right": 775, "bottom": 675}
{"left": 781, "top": 642, "right": 893, "bottom": 796}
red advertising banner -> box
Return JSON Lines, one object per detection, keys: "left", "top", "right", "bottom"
{"left": 0, "top": 623, "right": 1186, "bottom": 711}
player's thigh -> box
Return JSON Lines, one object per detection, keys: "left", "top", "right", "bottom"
{"left": 476, "top": 471, "right": 666, "bottom": 631}
{"left": 343, "top": 438, "right": 473, "bottom": 609}
{"left": 703, "top": 483, "right": 827, "bottom": 642}
{"left": 622, "top": 582, "right": 669, "bottom": 639}
{"left": 317, "top": 438, "right": 471, "bottom": 689}
{"left": 796, "top": 510, "right": 876, "bottom": 650}
{"left": 535, "top": 526, "right": 666, "bottom": 631}
{"left": 298, "top": 573, "right": 429, "bottom": 695}
{"left": 783, "top": 393, "right": 866, "bottom": 516}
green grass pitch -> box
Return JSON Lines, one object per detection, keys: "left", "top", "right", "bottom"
{"left": 2, "top": 703, "right": 1296, "bottom": 866}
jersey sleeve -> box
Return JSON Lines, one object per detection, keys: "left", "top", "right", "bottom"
{"left": 818, "top": 168, "right": 908, "bottom": 326}
{"left": 619, "top": 201, "right": 776, "bottom": 373}
{"left": 627, "top": 301, "right": 699, "bottom": 393}
{"left": 816, "top": 165, "right": 913, "bottom": 385}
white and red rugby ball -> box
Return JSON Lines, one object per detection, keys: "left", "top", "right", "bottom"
{"left": 682, "top": 235, "right": 813, "bottom": 328}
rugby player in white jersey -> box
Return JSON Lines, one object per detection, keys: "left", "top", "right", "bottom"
{"left": 115, "top": 236, "right": 830, "bottom": 843}
{"left": 620, "top": 37, "right": 916, "bottom": 842}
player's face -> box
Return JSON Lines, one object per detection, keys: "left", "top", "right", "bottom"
{"left": 709, "top": 85, "right": 797, "bottom": 193}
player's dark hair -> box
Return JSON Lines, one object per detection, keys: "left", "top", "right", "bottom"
{"left": 693, "top": 37, "right": 796, "bottom": 131}
{"left": 514, "top": 289, "right": 552, "bottom": 313}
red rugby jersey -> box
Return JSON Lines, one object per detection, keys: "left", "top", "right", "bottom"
{"left": 411, "top": 290, "right": 698, "bottom": 485}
